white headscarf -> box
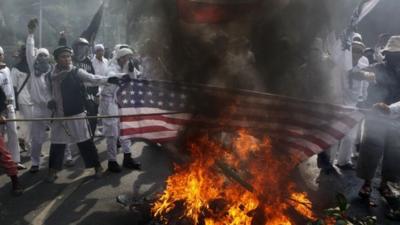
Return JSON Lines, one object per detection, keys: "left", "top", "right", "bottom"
{"left": 0, "top": 46, "right": 4, "bottom": 55}
{"left": 116, "top": 48, "right": 133, "bottom": 59}
{"left": 94, "top": 44, "right": 105, "bottom": 52}
{"left": 37, "top": 48, "right": 50, "bottom": 57}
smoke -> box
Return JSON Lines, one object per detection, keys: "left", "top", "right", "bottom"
{"left": 121, "top": 0, "right": 356, "bottom": 103}
{"left": 0, "top": 0, "right": 102, "bottom": 59}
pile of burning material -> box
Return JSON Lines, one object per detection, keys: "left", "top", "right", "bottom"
{"left": 149, "top": 129, "right": 318, "bottom": 225}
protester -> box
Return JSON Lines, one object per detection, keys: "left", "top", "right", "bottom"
{"left": 0, "top": 55, "right": 23, "bottom": 196}
{"left": 91, "top": 44, "right": 108, "bottom": 77}
{"left": 25, "top": 19, "right": 53, "bottom": 173}
{"left": 44, "top": 46, "right": 127, "bottom": 182}
{"left": 374, "top": 33, "right": 391, "bottom": 64}
{"left": 100, "top": 47, "right": 141, "bottom": 172}
{"left": 1, "top": 46, "right": 25, "bottom": 170}
{"left": 351, "top": 36, "right": 400, "bottom": 205}
{"left": 335, "top": 40, "right": 369, "bottom": 170}
{"left": 72, "top": 38, "right": 99, "bottom": 136}
{"left": 11, "top": 45, "right": 33, "bottom": 155}
{"left": 363, "top": 48, "right": 376, "bottom": 65}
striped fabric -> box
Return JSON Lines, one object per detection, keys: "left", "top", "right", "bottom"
{"left": 117, "top": 79, "right": 364, "bottom": 160}
{"left": 0, "top": 136, "right": 17, "bottom": 177}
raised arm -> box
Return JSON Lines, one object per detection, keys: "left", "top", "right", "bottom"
{"left": 26, "top": 34, "right": 36, "bottom": 74}
{"left": 26, "top": 18, "right": 38, "bottom": 74}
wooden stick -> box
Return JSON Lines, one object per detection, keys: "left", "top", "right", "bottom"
{"left": 4, "top": 111, "right": 186, "bottom": 122}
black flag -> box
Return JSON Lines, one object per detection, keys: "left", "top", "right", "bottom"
{"left": 81, "top": 2, "right": 104, "bottom": 45}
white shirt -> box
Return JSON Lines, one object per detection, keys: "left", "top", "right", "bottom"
{"left": 0, "top": 66, "right": 15, "bottom": 104}
{"left": 101, "top": 61, "right": 127, "bottom": 98}
{"left": 26, "top": 34, "right": 52, "bottom": 107}
{"left": 11, "top": 67, "right": 32, "bottom": 105}
{"left": 91, "top": 57, "right": 109, "bottom": 77}
{"left": 344, "top": 56, "right": 370, "bottom": 106}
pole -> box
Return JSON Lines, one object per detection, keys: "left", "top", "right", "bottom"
{"left": 39, "top": 0, "right": 42, "bottom": 47}
{"left": 3, "top": 111, "right": 187, "bottom": 122}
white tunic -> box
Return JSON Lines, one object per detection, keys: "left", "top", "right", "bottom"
{"left": 99, "top": 62, "right": 128, "bottom": 137}
{"left": 26, "top": 34, "right": 52, "bottom": 108}
{"left": 343, "top": 56, "right": 370, "bottom": 106}
{"left": 0, "top": 67, "right": 15, "bottom": 104}
{"left": 91, "top": 57, "right": 109, "bottom": 76}
{"left": 11, "top": 67, "right": 32, "bottom": 106}
{"left": 50, "top": 65, "right": 115, "bottom": 144}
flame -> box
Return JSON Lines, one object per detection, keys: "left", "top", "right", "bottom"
{"left": 152, "top": 129, "right": 317, "bottom": 225}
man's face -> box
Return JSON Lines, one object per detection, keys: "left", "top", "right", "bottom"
{"left": 74, "top": 44, "right": 90, "bottom": 61}
{"left": 118, "top": 55, "right": 130, "bottom": 68}
{"left": 0, "top": 52, "right": 4, "bottom": 62}
{"left": 96, "top": 49, "right": 104, "bottom": 59}
{"left": 57, "top": 52, "right": 72, "bottom": 67}
{"left": 37, "top": 53, "right": 49, "bottom": 64}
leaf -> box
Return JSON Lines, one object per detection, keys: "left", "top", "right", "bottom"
{"left": 335, "top": 219, "right": 348, "bottom": 225}
{"left": 336, "top": 193, "right": 348, "bottom": 212}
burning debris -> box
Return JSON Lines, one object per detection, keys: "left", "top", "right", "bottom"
{"left": 151, "top": 129, "right": 317, "bottom": 225}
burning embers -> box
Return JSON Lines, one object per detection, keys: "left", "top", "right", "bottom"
{"left": 152, "top": 129, "right": 316, "bottom": 225}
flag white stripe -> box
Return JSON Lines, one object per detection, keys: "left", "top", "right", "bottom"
{"left": 121, "top": 130, "right": 178, "bottom": 140}
{"left": 121, "top": 120, "right": 184, "bottom": 130}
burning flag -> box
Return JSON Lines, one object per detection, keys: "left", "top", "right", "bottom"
{"left": 117, "top": 79, "right": 363, "bottom": 161}
{"left": 117, "top": 79, "right": 364, "bottom": 224}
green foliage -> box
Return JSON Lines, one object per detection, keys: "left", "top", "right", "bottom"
{"left": 309, "top": 193, "right": 377, "bottom": 225}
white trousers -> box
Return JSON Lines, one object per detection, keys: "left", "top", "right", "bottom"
{"left": 107, "top": 137, "right": 131, "bottom": 162}
{"left": 5, "top": 106, "right": 21, "bottom": 163}
{"left": 30, "top": 105, "right": 50, "bottom": 166}
{"left": 336, "top": 123, "right": 361, "bottom": 166}
{"left": 18, "top": 104, "right": 33, "bottom": 146}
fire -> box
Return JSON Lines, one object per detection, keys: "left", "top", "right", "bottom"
{"left": 152, "top": 129, "right": 317, "bottom": 225}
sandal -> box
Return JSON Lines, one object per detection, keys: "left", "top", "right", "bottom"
{"left": 379, "top": 183, "right": 396, "bottom": 199}
{"left": 386, "top": 208, "right": 400, "bottom": 221}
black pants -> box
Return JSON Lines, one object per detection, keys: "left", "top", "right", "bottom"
{"left": 49, "top": 139, "right": 100, "bottom": 170}
{"left": 86, "top": 99, "right": 98, "bottom": 136}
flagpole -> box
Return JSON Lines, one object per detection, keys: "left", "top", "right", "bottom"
{"left": 2, "top": 111, "right": 188, "bottom": 122}
{"left": 39, "top": 0, "right": 42, "bottom": 47}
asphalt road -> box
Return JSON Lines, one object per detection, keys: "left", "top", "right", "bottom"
{"left": 0, "top": 136, "right": 399, "bottom": 225}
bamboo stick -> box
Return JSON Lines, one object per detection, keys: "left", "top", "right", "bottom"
{"left": 3, "top": 111, "right": 186, "bottom": 122}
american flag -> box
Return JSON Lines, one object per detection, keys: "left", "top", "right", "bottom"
{"left": 117, "top": 79, "right": 364, "bottom": 160}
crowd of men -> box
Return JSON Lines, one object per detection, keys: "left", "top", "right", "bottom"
{"left": 0, "top": 20, "right": 142, "bottom": 196}
{"left": 313, "top": 32, "right": 400, "bottom": 218}
{"left": 0, "top": 17, "right": 399, "bottom": 220}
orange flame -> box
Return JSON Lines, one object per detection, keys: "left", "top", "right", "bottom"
{"left": 152, "top": 129, "right": 317, "bottom": 225}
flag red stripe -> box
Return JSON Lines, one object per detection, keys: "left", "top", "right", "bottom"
{"left": 121, "top": 115, "right": 189, "bottom": 125}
